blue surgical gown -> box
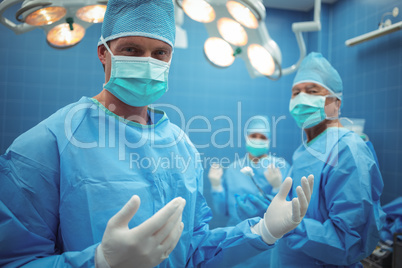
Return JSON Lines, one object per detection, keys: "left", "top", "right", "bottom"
{"left": 269, "top": 127, "right": 386, "bottom": 267}
{"left": 379, "top": 197, "right": 402, "bottom": 242}
{"left": 211, "top": 155, "right": 290, "bottom": 268}
{"left": 0, "top": 97, "right": 273, "bottom": 267}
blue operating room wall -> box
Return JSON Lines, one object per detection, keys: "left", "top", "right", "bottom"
{"left": 0, "top": 0, "right": 401, "bottom": 229}
{"left": 292, "top": 0, "right": 402, "bottom": 208}
{"left": 317, "top": 0, "right": 402, "bottom": 206}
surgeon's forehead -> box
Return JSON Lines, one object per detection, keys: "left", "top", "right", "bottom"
{"left": 111, "top": 36, "right": 172, "bottom": 51}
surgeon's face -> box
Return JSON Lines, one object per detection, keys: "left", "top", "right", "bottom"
{"left": 291, "top": 82, "right": 329, "bottom": 98}
{"left": 291, "top": 82, "right": 341, "bottom": 117}
{"left": 98, "top": 36, "right": 173, "bottom": 83}
{"left": 248, "top": 133, "right": 268, "bottom": 141}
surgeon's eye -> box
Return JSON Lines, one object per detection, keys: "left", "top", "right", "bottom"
{"left": 121, "top": 47, "right": 142, "bottom": 56}
{"left": 153, "top": 49, "right": 171, "bottom": 62}
{"left": 291, "top": 89, "right": 300, "bottom": 97}
{"left": 306, "top": 86, "right": 319, "bottom": 94}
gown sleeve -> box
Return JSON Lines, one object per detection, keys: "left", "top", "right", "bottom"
{"left": 0, "top": 123, "right": 98, "bottom": 267}
{"left": 285, "top": 138, "right": 385, "bottom": 265}
{"left": 186, "top": 163, "right": 273, "bottom": 267}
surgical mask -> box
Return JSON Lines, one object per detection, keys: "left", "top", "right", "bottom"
{"left": 101, "top": 37, "right": 170, "bottom": 107}
{"left": 289, "top": 92, "right": 337, "bottom": 129}
{"left": 246, "top": 138, "right": 270, "bottom": 157}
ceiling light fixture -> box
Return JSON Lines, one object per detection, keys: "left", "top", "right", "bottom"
{"left": 177, "top": 0, "right": 322, "bottom": 80}
{"left": 0, "top": 0, "right": 107, "bottom": 49}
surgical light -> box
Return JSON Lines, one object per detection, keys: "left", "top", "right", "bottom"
{"left": 247, "top": 44, "right": 276, "bottom": 76}
{"left": 176, "top": 0, "right": 322, "bottom": 79}
{"left": 226, "top": 1, "right": 258, "bottom": 29}
{"left": 76, "top": 5, "right": 107, "bottom": 23}
{"left": 25, "top": 6, "right": 66, "bottom": 26}
{"left": 47, "top": 22, "right": 85, "bottom": 48}
{"left": 0, "top": 0, "right": 107, "bottom": 49}
{"left": 204, "top": 37, "right": 235, "bottom": 67}
{"left": 181, "top": 0, "right": 215, "bottom": 23}
{"left": 217, "top": 17, "right": 248, "bottom": 46}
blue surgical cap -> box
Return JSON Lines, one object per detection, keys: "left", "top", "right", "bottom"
{"left": 98, "top": 0, "right": 176, "bottom": 48}
{"left": 293, "top": 52, "right": 343, "bottom": 101}
{"left": 246, "top": 116, "right": 271, "bottom": 139}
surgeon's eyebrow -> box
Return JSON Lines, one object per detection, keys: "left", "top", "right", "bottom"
{"left": 115, "top": 42, "right": 143, "bottom": 50}
{"left": 116, "top": 42, "right": 172, "bottom": 53}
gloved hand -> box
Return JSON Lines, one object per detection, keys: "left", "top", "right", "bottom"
{"left": 252, "top": 175, "right": 314, "bottom": 244}
{"left": 235, "top": 193, "right": 271, "bottom": 220}
{"left": 98, "top": 195, "right": 186, "bottom": 268}
{"left": 208, "top": 163, "right": 223, "bottom": 191}
{"left": 264, "top": 164, "right": 282, "bottom": 189}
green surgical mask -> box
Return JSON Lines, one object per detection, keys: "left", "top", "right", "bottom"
{"left": 246, "top": 138, "right": 270, "bottom": 157}
{"left": 289, "top": 92, "right": 327, "bottom": 129}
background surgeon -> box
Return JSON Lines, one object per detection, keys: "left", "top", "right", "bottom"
{"left": 0, "top": 0, "right": 314, "bottom": 267}
{"left": 268, "top": 52, "right": 386, "bottom": 267}
{"left": 207, "top": 115, "right": 291, "bottom": 267}
{"left": 208, "top": 115, "right": 290, "bottom": 226}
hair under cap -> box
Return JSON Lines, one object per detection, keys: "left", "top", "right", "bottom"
{"left": 293, "top": 52, "right": 343, "bottom": 100}
{"left": 246, "top": 115, "right": 271, "bottom": 139}
{"left": 98, "top": 0, "right": 175, "bottom": 48}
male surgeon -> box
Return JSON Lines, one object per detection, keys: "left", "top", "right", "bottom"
{"left": 0, "top": 1, "right": 313, "bottom": 267}
{"left": 268, "top": 52, "right": 385, "bottom": 267}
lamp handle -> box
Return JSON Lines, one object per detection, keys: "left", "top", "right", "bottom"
{"left": 0, "top": 0, "right": 36, "bottom": 34}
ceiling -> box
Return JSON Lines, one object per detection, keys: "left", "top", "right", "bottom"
{"left": 263, "top": 0, "right": 338, "bottom": 12}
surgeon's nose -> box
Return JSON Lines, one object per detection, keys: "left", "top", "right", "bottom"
{"left": 143, "top": 50, "right": 152, "bottom": 58}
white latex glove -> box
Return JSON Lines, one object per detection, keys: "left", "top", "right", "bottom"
{"left": 264, "top": 164, "right": 282, "bottom": 189}
{"left": 208, "top": 163, "right": 223, "bottom": 191}
{"left": 98, "top": 195, "right": 186, "bottom": 268}
{"left": 240, "top": 166, "right": 254, "bottom": 177}
{"left": 252, "top": 175, "right": 314, "bottom": 244}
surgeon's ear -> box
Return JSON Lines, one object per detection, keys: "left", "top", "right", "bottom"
{"left": 334, "top": 99, "right": 342, "bottom": 116}
{"left": 98, "top": 44, "right": 107, "bottom": 65}
{"left": 336, "top": 99, "right": 341, "bottom": 109}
